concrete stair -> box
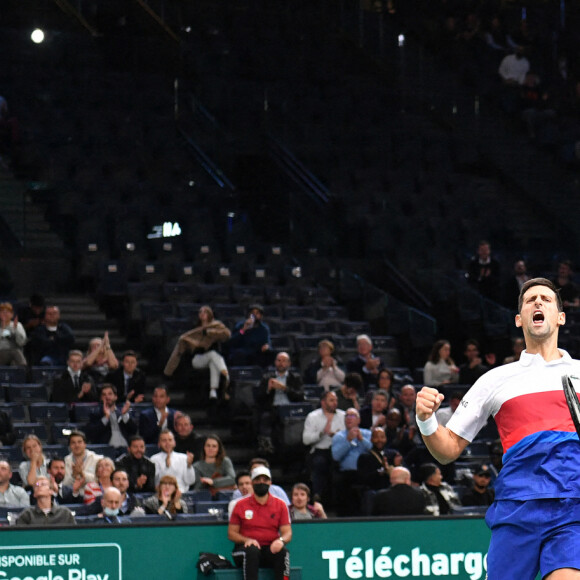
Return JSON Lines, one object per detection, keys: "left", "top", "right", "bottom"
{"left": 53, "top": 294, "right": 125, "bottom": 352}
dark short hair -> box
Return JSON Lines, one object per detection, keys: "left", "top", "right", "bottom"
{"left": 128, "top": 435, "right": 145, "bottom": 445}
{"left": 518, "top": 277, "right": 563, "bottom": 313}
{"left": 68, "top": 430, "right": 87, "bottom": 444}
{"left": 122, "top": 350, "right": 138, "bottom": 360}
{"left": 100, "top": 383, "right": 117, "bottom": 396}
{"left": 153, "top": 384, "right": 169, "bottom": 395}
{"left": 111, "top": 469, "right": 128, "bottom": 481}
{"left": 419, "top": 462, "right": 439, "bottom": 483}
{"left": 236, "top": 470, "right": 251, "bottom": 485}
{"left": 292, "top": 482, "right": 310, "bottom": 498}
{"left": 48, "top": 457, "right": 65, "bottom": 469}
{"left": 464, "top": 338, "right": 480, "bottom": 350}
{"left": 344, "top": 372, "right": 363, "bottom": 391}
{"left": 249, "top": 457, "right": 269, "bottom": 469}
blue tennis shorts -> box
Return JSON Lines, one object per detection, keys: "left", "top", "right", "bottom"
{"left": 485, "top": 498, "right": 580, "bottom": 579}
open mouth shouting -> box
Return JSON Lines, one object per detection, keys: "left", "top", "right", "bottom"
{"left": 532, "top": 310, "right": 545, "bottom": 325}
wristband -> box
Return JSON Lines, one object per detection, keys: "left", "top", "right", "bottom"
{"left": 278, "top": 537, "right": 285, "bottom": 545}
{"left": 416, "top": 414, "right": 438, "bottom": 436}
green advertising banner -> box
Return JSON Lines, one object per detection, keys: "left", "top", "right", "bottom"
{"left": 0, "top": 543, "right": 121, "bottom": 580}
{"left": 0, "top": 517, "right": 492, "bottom": 580}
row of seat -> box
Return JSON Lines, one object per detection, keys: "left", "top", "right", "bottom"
{"left": 97, "top": 260, "right": 323, "bottom": 297}
{"left": 0, "top": 366, "right": 66, "bottom": 387}
{"left": 0, "top": 401, "right": 161, "bottom": 423}
{"left": 137, "top": 299, "right": 347, "bottom": 323}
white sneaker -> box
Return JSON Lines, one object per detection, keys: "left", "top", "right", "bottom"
{"left": 209, "top": 389, "right": 218, "bottom": 399}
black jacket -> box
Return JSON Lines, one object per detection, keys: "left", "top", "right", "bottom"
{"left": 86, "top": 404, "right": 138, "bottom": 446}
{"left": 115, "top": 453, "right": 157, "bottom": 494}
{"left": 105, "top": 368, "right": 146, "bottom": 402}
{"left": 373, "top": 484, "right": 426, "bottom": 516}
{"left": 52, "top": 370, "right": 97, "bottom": 403}
{"left": 256, "top": 371, "right": 304, "bottom": 407}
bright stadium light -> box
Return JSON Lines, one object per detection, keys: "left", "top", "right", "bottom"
{"left": 31, "top": 28, "right": 45, "bottom": 44}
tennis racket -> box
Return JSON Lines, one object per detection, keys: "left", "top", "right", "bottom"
{"left": 562, "top": 374, "right": 580, "bottom": 437}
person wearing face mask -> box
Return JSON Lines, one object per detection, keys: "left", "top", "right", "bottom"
{"left": 228, "top": 466, "right": 292, "bottom": 580}
{"left": 89, "top": 487, "right": 131, "bottom": 524}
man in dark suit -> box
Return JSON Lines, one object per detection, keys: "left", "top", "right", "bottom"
{"left": 255, "top": 351, "right": 303, "bottom": 454}
{"left": 357, "top": 427, "right": 402, "bottom": 491}
{"left": 46, "top": 457, "right": 83, "bottom": 505}
{"left": 115, "top": 435, "right": 156, "bottom": 494}
{"left": 372, "top": 466, "right": 426, "bottom": 516}
{"left": 105, "top": 350, "right": 146, "bottom": 403}
{"left": 359, "top": 390, "right": 389, "bottom": 429}
{"left": 86, "top": 384, "right": 137, "bottom": 448}
{"left": 111, "top": 469, "right": 143, "bottom": 516}
{"left": 29, "top": 305, "right": 75, "bottom": 366}
{"left": 52, "top": 350, "right": 97, "bottom": 403}
{"left": 138, "top": 385, "right": 176, "bottom": 444}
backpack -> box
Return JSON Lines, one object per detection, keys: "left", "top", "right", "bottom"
{"left": 197, "top": 552, "right": 235, "bottom": 576}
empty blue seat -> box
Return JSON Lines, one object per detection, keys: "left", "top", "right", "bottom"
{"left": 303, "top": 385, "right": 325, "bottom": 399}
{"left": 52, "top": 423, "right": 80, "bottom": 444}
{"left": 29, "top": 403, "right": 69, "bottom": 422}
{"left": 140, "top": 302, "right": 175, "bottom": 322}
{"left": 127, "top": 282, "right": 163, "bottom": 301}
{"left": 14, "top": 423, "right": 48, "bottom": 442}
{"left": 161, "top": 317, "right": 193, "bottom": 338}
{"left": 339, "top": 320, "right": 372, "bottom": 336}
{"left": 0, "top": 445, "right": 23, "bottom": 464}
{"left": 30, "top": 366, "right": 66, "bottom": 386}
{"left": 0, "top": 367, "right": 27, "bottom": 384}
{"left": 175, "top": 302, "right": 204, "bottom": 319}
{"left": 0, "top": 403, "right": 27, "bottom": 422}
{"left": 294, "top": 335, "right": 325, "bottom": 350}
{"left": 194, "top": 500, "right": 229, "bottom": 518}
{"left": 162, "top": 282, "right": 198, "bottom": 301}
{"left": 229, "top": 366, "right": 263, "bottom": 383}
{"left": 277, "top": 403, "right": 314, "bottom": 419}
{"left": 284, "top": 305, "right": 316, "bottom": 319}
{"left": 182, "top": 489, "right": 212, "bottom": 503}
{"left": 70, "top": 403, "right": 99, "bottom": 423}
{"left": 270, "top": 335, "right": 295, "bottom": 352}
{"left": 43, "top": 444, "right": 69, "bottom": 460}
{"left": 86, "top": 444, "right": 117, "bottom": 459}
{"left": 5, "top": 383, "right": 47, "bottom": 403}
{"left": 0, "top": 506, "right": 25, "bottom": 519}
{"left": 302, "top": 320, "right": 340, "bottom": 334}
{"left": 316, "top": 305, "right": 348, "bottom": 320}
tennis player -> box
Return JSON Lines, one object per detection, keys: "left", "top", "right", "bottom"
{"left": 416, "top": 277, "right": 580, "bottom": 579}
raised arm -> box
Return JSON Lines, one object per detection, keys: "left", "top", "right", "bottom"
{"left": 416, "top": 387, "right": 470, "bottom": 464}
